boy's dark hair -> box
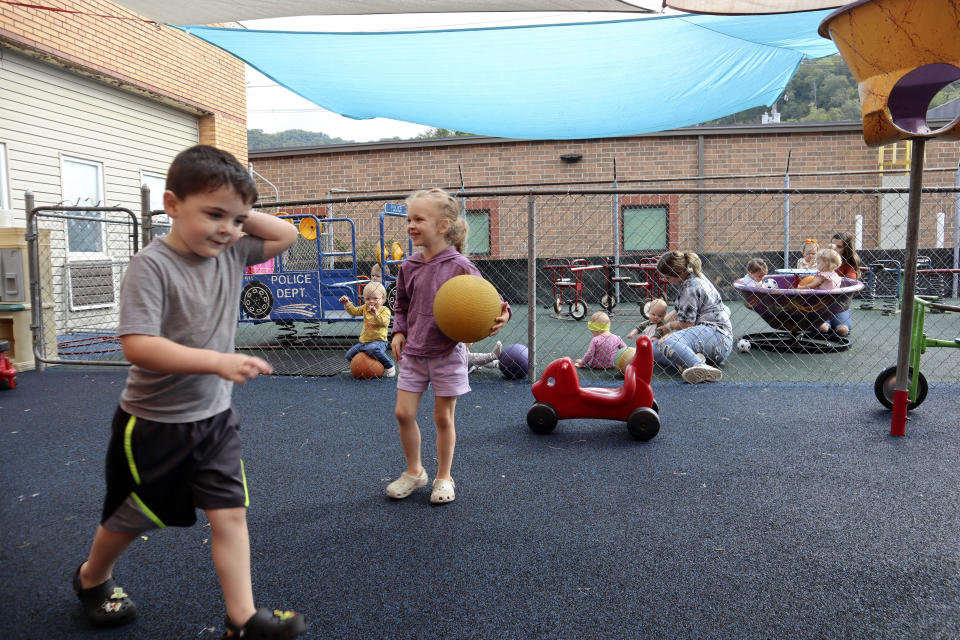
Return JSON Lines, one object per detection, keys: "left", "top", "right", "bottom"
{"left": 166, "top": 145, "right": 258, "bottom": 205}
{"left": 746, "top": 257, "right": 767, "bottom": 273}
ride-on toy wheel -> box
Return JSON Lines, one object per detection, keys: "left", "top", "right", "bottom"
{"left": 569, "top": 300, "right": 588, "bottom": 321}
{"left": 600, "top": 294, "right": 617, "bottom": 312}
{"left": 874, "top": 365, "right": 928, "bottom": 410}
{"left": 553, "top": 296, "right": 563, "bottom": 315}
{"left": 527, "top": 402, "right": 558, "bottom": 434}
{"left": 627, "top": 407, "right": 660, "bottom": 441}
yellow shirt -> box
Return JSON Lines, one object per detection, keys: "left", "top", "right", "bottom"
{"left": 344, "top": 302, "right": 391, "bottom": 343}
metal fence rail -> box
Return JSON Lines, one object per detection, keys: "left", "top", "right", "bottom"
{"left": 26, "top": 184, "right": 960, "bottom": 392}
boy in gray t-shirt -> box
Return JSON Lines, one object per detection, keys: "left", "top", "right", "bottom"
{"left": 71, "top": 145, "right": 306, "bottom": 639}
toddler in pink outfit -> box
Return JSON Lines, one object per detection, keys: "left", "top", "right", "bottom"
{"left": 575, "top": 311, "right": 626, "bottom": 368}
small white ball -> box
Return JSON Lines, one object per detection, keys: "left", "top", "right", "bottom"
{"left": 737, "top": 338, "right": 751, "bottom": 353}
{"left": 760, "top": 279, "right": 777, "bottom": 289}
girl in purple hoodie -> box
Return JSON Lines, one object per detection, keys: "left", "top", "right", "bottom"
{"left": 387, "top": 189, "right": 510, "bottom": 505}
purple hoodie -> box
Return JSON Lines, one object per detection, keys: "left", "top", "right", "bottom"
{"left": 392, "top": 246, "right": 507, "bottom": 357}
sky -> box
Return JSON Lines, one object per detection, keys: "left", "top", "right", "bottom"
{"left": 242, "top": 11, "right": 673, "bottom": 142}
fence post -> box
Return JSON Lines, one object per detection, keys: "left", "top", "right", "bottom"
{"left": 527, "top": 193, "right": 536, "bottom": 381}
{"left": 24, "top": 190, "right": 44, "bottom": 372}
{"left": 953, "top": 159, "right": 959, "bottom": 298}
{"left": 140, "top": 184, "right": 151, "bottom": 250}
{"left": 891, "top": 138, "right": 926, "bottom": 436}
{"left": 783, "top": 151, "right": 791, "bottom": 269}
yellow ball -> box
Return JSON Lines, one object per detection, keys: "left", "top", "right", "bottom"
{"left": 433, "top": 275, "right": 502, "bottom": 343}
{"left": 615, "top": 347, "right": 636, "bottom": 374}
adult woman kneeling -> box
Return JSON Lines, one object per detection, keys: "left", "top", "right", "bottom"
{"left": 653, "top": 251, "right": 733, "bottom": 384}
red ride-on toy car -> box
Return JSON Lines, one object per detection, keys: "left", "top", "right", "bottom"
{"left": 527, "top": 336, "right": 660, "bottom": 441}
{"left": 0, "top": 340, "right": 17, "bottom": 390}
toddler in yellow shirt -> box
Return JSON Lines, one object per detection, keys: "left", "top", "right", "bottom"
{"left": 339, "top": 281, "right": 395, "bottom": 376}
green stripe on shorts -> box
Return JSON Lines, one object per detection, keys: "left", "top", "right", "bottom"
{"left": 123, "top": 415, "right": 140, "bottom": 485}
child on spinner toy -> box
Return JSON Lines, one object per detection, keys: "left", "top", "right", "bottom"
{"left": 744, "top": 258, "right": 769, "bottom": 286}
{"left": 339, "top": 281, "right": 395, "bottom": 377}
{"left": 388, "top": 188, "right": 510, "bottom": 505}
{"left": 575, "top": 311, "right": 627, "bottom": 368}
{"left": 796, "top": 238, "right": 819, "bottom": 270}
{"left": 796, "top": 248, "right": 842, "bottom": 291}
{"left": 625, "top": 298, "right": 669, "bottom": 341}
{"left": 71, "top": 146, "right": 306, "bottom": 639}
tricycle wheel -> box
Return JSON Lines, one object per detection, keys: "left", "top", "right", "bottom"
{"left": 874, "top": 365, "right": 927, "bottom": 410}
{"left": 569, "top": 300, "right": 588, "bottom": 321}
{"left": 627, "top": 407, "right": 660, "bottom": 441}
{"left": 527, "top": 403, "right": 558, "bottom": 434}
{"left": 651, "top": 399, "right": 659, "bottom": 415}
{"left": 553, "top": 296, "right": 563, "bottom": 314}
{"left": 600, "top": 294, "right": 617, "bottom": 312}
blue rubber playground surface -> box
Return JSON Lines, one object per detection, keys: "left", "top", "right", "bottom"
{"left": 2, "top": 368, "right": 959, "bottom": 639}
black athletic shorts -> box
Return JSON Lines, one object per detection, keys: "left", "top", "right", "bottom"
{"left": 101, "top": 406, "right": 248, "bottom": 531}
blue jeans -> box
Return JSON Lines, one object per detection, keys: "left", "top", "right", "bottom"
{"left": 825, "top": 308, "right": 852, "bottom": 333}
{"left": 653, "top": 325, "right": 733, "bottom": 370}
{"left": 346, "top": 340, "right": 394, "bottom": 369}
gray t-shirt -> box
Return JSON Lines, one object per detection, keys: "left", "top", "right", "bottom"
{"left": 118, "top": 236, "right": 264, "bottom": 422}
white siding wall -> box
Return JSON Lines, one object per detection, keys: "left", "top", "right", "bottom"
{"left": 0, "top": 46, "right": 198, "bottom": 337}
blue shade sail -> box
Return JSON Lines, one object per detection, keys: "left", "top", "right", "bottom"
{"left": 180, "top": 11, "right": 837, "bottom": 140}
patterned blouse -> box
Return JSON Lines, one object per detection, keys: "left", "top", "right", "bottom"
{"left": 580, "top": 333, "right": 627, "bottom": 368}
{"left": 674, "top": 275, "right": 732, "bottom": 338}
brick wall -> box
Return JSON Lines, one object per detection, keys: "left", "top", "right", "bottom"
{"left": 0, "top": 0, "right": 246, "bottom": 160}
{"left": 250, "top": 127, "right": 960, "bottom": 260}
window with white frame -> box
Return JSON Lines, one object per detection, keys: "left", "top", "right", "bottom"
{"left": 0, "top": 142, "right": 9, "bottom": 210}
{"left": 141, "top": 171, "right": 169, "bottom": 238}
{"left": 62, "top": 156, "right": 107, "bottom": 259}
{"left": 62, "top": 156, "right": 114, "bottom": 309}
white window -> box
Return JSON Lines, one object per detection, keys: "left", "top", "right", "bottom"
{"left": 62, "top": 156, "right": 114, "bottom": 310}
{"left": 61, "top": 156, "right": 107, "bottom": 260}
{"left": 0, "top": 142, "right": 9, "bottom": 210}
{"left": 140, "top": 171, "right": 170, "bottom": 237}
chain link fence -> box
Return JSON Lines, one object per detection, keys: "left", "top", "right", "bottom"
{"left": 26, "top": 182, "right": 960, "bottom": 395}
{"left": 25, "top": 201, "right": 139, "bottom": 366}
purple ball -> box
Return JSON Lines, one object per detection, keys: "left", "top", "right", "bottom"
{"left": 498, "top": 343, "right": 529, "bottom": 380}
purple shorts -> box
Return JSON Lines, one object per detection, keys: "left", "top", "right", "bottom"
{"left": 397, "top": 342, "right": 470, "bottom": 397}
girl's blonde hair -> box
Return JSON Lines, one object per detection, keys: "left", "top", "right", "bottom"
{"left": 406, "top": 188, "right": 469, "bottom": 254}
{"left": 818, "top": 248, "right": 842, "bottom": 271}
{"left": 657, "top": 251, "right": 703, "bottom": 279}
{"left": 362, "top": 281, "right": 386, "bottom": 299}
{"left": 590, "top": 311, "right": 610, "bottom": 325}
{"left": 802, "top": 237, "right": 819, "bottom": 253}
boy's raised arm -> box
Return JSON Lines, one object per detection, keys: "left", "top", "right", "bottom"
{"left": 242, "top": 211, "right": 299, "bottom": 260}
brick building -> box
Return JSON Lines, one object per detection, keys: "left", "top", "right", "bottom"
{"left": 248, "top": 123, "right": 960, "bottom": 264}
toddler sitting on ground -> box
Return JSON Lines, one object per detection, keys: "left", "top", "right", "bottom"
{"left": 575, "top": 311, "right": 626, "bottom": 368}
{"left": 626, "top": 298, "right": 668, "bottom": 341}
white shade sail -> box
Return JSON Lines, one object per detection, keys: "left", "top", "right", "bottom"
{"left": 112, "top": 1, "right": 659, "bottom": 26}
{"left": 665, "top": 1, "right": 848, "bottom": 14}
